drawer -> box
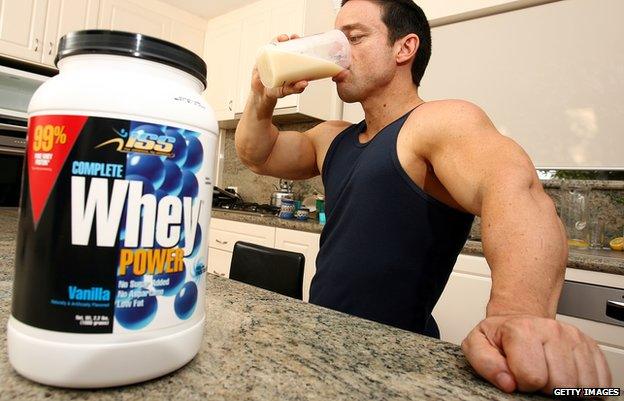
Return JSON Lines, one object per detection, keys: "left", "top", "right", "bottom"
{"left": 209, "top": 219, "right": 275, "bottom": 252}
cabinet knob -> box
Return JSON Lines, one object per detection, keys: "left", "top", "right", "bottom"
{"left": 34, "top": 38, "right": 39, "bottom": 52}
{"left": 48, "top": 41, "right": 54, "bottom": 55}
{"left": 228, "top": 100, "right": 233, "bottom": 111}
{"left": 216, "top": 239, "right": 228, "bottom": 245}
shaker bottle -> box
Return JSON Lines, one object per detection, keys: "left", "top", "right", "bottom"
{"left": 256, "top": 29, "right": 351, "bottom": 88}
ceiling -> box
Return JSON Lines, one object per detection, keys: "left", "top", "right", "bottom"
{"left": 162, "top": 0, "right": 256, "bottom": 20}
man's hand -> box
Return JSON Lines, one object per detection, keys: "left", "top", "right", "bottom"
{"left": 251, "top": 34, "right": 308, "bottom": 100}
{"left": 462, "top": 315, "right": 612, "bottom": 395}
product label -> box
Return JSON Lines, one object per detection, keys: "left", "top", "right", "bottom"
{"left": 12, "top": 115, "right": 214, "bottom": 334}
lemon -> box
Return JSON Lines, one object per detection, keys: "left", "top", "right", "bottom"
{"left": 568, "top": 239, "right": 589, "bottom": 248}
{"left": 610, "top": 237, "right": 624, "bottom": 251}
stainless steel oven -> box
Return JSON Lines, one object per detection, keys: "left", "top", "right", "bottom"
{"left": 0, "top": 59, "right": 53, "bottom": 206}
{"left": 0, "top": 112, "right": 26, "bottom": 206}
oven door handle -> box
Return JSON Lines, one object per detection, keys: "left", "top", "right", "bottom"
{"left": 0, "top": 145, "right": 25, "bottom": 155}
{"left": 0, "top": 122, "right": 27, "bottom": 132}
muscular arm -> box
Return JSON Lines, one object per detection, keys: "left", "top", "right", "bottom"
{"left": 424, "top": 100, "right": 610, "bottom": 394}
{"left": 424, "top": 101, "right": 566, "bottom": 317}
{"left": 235, "top": 35, "right": 349, "bottom": 180}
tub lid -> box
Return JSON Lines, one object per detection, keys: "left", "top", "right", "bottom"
{"left": 55, "top": 30, "right": 207, "bottom": 88}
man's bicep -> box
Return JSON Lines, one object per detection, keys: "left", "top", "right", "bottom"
{"left": 427, "top": 102, "right": 538, "bottom": 215}
{"left": 252, "top": 128, "right": 320, "bottom": 180}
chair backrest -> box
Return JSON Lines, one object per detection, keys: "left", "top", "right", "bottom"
{"left": 229, "top": 241, "right": 305, "bottom": 300}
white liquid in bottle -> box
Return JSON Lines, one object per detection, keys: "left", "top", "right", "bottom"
{"left": 257, "top": 47, "right": 345, "bottom": 88}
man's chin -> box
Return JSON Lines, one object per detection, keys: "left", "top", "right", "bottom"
{"left": 337, "top": 87, "right": 361, "bottom": 103}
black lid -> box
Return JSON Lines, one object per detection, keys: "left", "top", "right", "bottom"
{"left": 55, "top": 30, "right": 206, "bottom": 88}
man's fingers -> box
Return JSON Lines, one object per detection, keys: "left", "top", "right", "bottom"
{"left": 543, "top": 337, "right": 578, "bottom": 393}
{"left": 573, "top": 341, "right": 599, "bottom": 388}
{"left": 586, "top": 335, "right": 612, "bottom": 388}
{"left": 289, "top": 34, "right": 300, "bottom": 40}
{"left": 462, "top": 329, "right": 516, "bottom": 393}
{"left": 275, "top": 34, "right": 289, "bottom": 42}
{"left": 499, "top": 319, "right": 549, "bottom": 392}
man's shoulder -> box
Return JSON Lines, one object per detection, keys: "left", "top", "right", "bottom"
{"left": 407, "top": 99, "right": 494, "bottom": 142}
{"left": 304, "top": 120, "right": 352, "bottom": 144}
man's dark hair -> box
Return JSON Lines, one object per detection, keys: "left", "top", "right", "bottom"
{"left": 341, "top": 0, "right": 432, "bottom": 87}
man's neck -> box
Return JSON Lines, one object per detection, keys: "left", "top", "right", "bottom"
{"left": 360, "top": 80, "right": 423, "bottom": 140}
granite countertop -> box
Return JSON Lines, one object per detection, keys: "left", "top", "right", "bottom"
{"left": 211, "top": 209, "right": 624, "bottom": 276}
{"left": 0, "top": 209, "right": 550, "bottom": 400}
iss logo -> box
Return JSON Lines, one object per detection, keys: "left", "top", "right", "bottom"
{"left": 96, "top": 124, "right": 176, "bottom": 157}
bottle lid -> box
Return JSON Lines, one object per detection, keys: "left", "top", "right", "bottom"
{"left": 55, "top": 30, "right": 207, "bottom": 88}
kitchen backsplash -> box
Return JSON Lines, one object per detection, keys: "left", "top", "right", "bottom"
{"left": 221, "top": 121, "right": 624, "bottom": 245}
{"left": 222, "top": 120, "right": 324, "bottom": 205}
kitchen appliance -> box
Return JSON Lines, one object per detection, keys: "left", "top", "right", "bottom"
{"left": 213, "top": 186, "right": 280, "bottom": 217}
{"left": 271, "top": 179, "right": 294, "bottom": 207}
{"left": 0, "top": 61, "right": 51, "bottom": 207}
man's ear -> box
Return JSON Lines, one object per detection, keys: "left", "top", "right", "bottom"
{"left": 396, "top": 33, "right": 420, "bottom": 65}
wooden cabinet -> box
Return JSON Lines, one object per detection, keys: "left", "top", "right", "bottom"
{"left": 207, "top": 218, "right": 321, "bottom": 303}
{"left": 342, "top": 101, "right": 364, "bottom": 124}
{"left": 42, "top": 0, "right": 99, "bottom": 66}
{"left": 0, "top": 0, "right": 48, "bottom": 63}
{"left": 274, "top": 228, "right": 319, "bottom": 302}
{"left": 205, "top": 16, "right": 242, "bottom": 121}
{"left": 204, "top": 0, "right": 340, "bottom": 123}
{"left": 0, "top": 0, "right": 206, "bottom": 67}
{"left": 98, "top": 0, "right": 169, "bottom": 40}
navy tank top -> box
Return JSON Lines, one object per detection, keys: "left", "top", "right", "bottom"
{"left": 309, "top": 107, "right": 475, "bottom": 337}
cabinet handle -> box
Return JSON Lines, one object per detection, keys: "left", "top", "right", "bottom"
{"left": 216, "top": 239, "right": 228, "bottom": 245}
{"left": 48, "top": 41, "right": 54, "bottom": 55}
{"left": 34, "top": 38, "right": 39, "bottom": 52}
{"left": 606, "top": 300, "right": 624, "bottom": 322}
{"left": 228, "top": 100, "right": 233, "bottom": 111}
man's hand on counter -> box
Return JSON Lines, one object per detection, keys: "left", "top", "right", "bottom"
{"left": 461, "top": 314, "right": 612, "bottom": 396}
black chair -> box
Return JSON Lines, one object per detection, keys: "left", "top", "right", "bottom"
{"left": 229, "top": 241, "right": 305, "bottom": 300}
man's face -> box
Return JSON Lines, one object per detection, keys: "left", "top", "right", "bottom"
{"left": 334, "top": 0, "right": 397, "bottom": 103}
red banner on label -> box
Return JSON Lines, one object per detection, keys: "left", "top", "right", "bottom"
{"left": 27, "top": 115, "right": 87, "bottom": 226}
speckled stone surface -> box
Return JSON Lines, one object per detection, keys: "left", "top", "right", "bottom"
{"left": 212, "top": 209, "right": 323, "bottom": 234}
{"left": 462, "top": 240, "right": 624, "bottom": 276}
{"left": 0, "top": 277, "right": 552, "bottom": 401}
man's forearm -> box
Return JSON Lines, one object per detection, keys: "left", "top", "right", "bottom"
{"left": 235, "top": 91, "right": 279, "bottom": 168}
{"left": 481, "top": 178, "right": 567, "bottom": 318}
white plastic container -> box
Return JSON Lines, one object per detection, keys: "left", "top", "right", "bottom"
{"left": 7, "top": 30, "right": 217, "bottom": 388}
{"left": 256, "top": 29, "right": 351, "bottom": 88}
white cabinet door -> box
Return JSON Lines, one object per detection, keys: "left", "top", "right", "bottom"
{"left": 170, "top": 18, "right": 204, "bottom": 57}
{"left": 98, "top": 0, "right": 170, "bottom": 40}
{"left": 204, "top": 17, "right": 242, "bottom": 121}
{"left": 209, "top": 218, "right": 276, "bottom": 253}
{"left": 0, "top": 0, "right": 47, "bottom": 62}
{"left": 274, "top": 228, "right": 320, "bottom": 302}
{"left": 268, "top": 0, "right": 304, "bottom": 110}
{"left": 42, "top": 0, "right": 99, "bottom": 66}
{"left": 432, "top": 254, "right": 491, "bottom": 345}
{"left": 234, "top": 6, "right": 271, "bottom": 114}
{"left": 208, "top": 247, "right": 232, "bottom": 278}
{"left": 432, "top": 271, "right": 491, "bottom": 345}
{"left": 342, "top": 101, "right": 364, "bottom": 124}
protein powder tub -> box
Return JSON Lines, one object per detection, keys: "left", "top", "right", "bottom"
{"left": 7, "top": 30, "right": 217, "bottom": 388}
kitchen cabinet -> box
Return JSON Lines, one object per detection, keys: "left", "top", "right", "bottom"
{"left": 204, "top": 0, "right": 340, "bottom": 123}
{"left": 98, "top": 0, "right": 169, "bottom": 40}
{"left": 0, "top": 0, "right": 48, "bottom": 63}
{"left": 432, "top": 254, "right": 624, "bottom": 390}
{"left": 98, "top": 0, "right": 206, "bottom": 56}
{"left": 207, "top": 218, "right": 321, "bottom": 302}
{"left": 0, "top": 0, "right": 206, "bottom": 68}
{"left": 204, "top": 16, "right": 242, "bottom": 121}
{"left": 274, "top": 228, "right": 319, "bottom": 302}
{"left": 342, "top": 101, "right": 364, "bottom": 124}
{"left": 42, "top": 0, "right": 100, "bottom": 66}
